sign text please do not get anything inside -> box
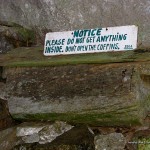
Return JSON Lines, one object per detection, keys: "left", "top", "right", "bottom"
{"left": 44, "top": 25, "right": 138, "bottom": 56}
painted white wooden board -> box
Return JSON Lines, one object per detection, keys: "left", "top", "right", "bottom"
{"left": 44, "top": 25, "right": 138, "bottom": 56}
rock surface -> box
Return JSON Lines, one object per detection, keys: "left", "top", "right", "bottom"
{"left": 0, "top": 127, "right": 20, "bottom": 150}
{"left": 14, "top": 125, "right": 94, "bottom": 150}
{"left": 0, "top": 34, "right": 13, "bottom": 54}
{"left": 0, "top": 0, "right": 150, "bottom": 48}
{"left": 16, "top": 121, "right": 73, "bottom": 144}
{"left": 0, "top": 121, "right": 149, "bottom": 150}
{"left": 0, "top": 61, "right": 150, "bottom": 126}
{"left": 0, "top": 1, "right": 150, "bottom": 149}
{"left": 0, "top": 98, "right": 14, "bottom": 130}
{"left": 38, "top": 121, "right": 73, "bottom": 144}
{"left": 0, "top": 23, "right": 35, "bottom": 53}
{"left": 94, "top": 133, "right": 126, "bottom": 150}
{"left": 0, "top": 122, "right": 94, "bottom": 150}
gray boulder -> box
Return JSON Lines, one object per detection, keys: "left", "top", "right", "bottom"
{"left": 16, "top": 121, "right": 73, "bottom": 144}
{"left": 0, "top": 0, "right": 150, "bottom": 48}
{"left": 0, "top": 23, "right": 35, "bottom": 53}
{"left": 1, "top": 62, "right": 150, "bottom": 126}
{"left": 94, "top": 133, "right": 126, "bottom": 150}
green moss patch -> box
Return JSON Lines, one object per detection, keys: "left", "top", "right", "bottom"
{"left": 12, "top": 112, "right": 141, "bottom": 127}
{"left": 1, "top": 47, "right": 150, "bottom": 67}
{"left": 138, "top": 138, "right": 150, "bottom": 150}
{"left": 16, "top": 27, "right": 35, "bottom": 46}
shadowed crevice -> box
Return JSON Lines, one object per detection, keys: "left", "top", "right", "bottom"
{"left": 0, "top": 66, "right": 6, "bottom": 83}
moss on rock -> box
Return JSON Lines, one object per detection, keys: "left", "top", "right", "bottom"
{"left": 1, "top": 47, "right": 150, "bottom": 67}
{"left": 12, "top": 111, "right": 141, "bottom": 127}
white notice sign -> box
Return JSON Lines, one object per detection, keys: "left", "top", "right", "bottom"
{"left": 44, "top": 25, "right": 138, "bottom": 56}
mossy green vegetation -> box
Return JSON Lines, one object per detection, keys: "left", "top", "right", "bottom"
{"left": 12, "top": 112, "right": 141, "bottom": 127}
{"left": 138, "top": 138, "right": 150, "bottom": 150}
{"left": 1, "top": 22, "right": 36, "bottom": 48}
{"left": 16, "top": 27, "right": 35, "bottom": 46}
{"left": 1, "top": 47, "right": 150, "bottom": 67}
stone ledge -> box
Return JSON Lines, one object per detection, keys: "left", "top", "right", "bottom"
{"left": 0, "top": 62, "right": 149, "bottom": 126}
{"left": 0, "top": 47, "right": 150, "bottom": 67}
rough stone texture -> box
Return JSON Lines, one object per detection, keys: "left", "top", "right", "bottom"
{"left": 94, "top": 133, "right": 126, "bottom": 150}
{"left": 0, "top": 0, "right": 150, "bottom": 47}
{"left": 0, "top": 35, "right": 13, "bottom": 54}
{"left": 0, "top": 127, "right": 21, "bottom": 150}
{"left": 16, "top": 121, "right": 73, "bottom": 144}
{"left": 38, "top": 121, "right": 73, "bottom": 144}
{"left": 0, "top": 24, "right": 35, "bottom": 53}
{"left": 0, "top": 123, "right": 93, "bottom": 150}
{"left": 0, "top": 123, "right": 150, "bottom": 150}
{"left": 16, "top": 122, "right": 45, "bottom": 137}
{"left": 0, "top": 62, "right": 150, "bottom": 126}
{"left": 14, "top": 126, "right": 94, "bottom": 150}
{"left": 0, "top": 98, "right": 13, "bottom": 130}
{"left": 22, "top": 133, "right": 40, "bottom": 144}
